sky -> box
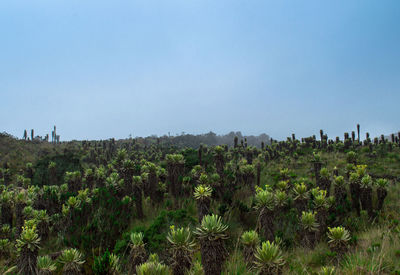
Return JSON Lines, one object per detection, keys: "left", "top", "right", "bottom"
{"left": 0, "top": 0, "right": 399, "bottom": 141}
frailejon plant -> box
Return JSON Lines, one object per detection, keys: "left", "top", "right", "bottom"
{"left": 0, "top": 190, "right": 13, "bottom": 226}
{"left": 360, "top": 175, "right": 373, "bottom": 217}
{"left": 326, "top": 226, "right": 350, "bottom": 255}
{"left": 276, "top": 180, "right": 289, "bottom": 192}
{"left": 209, "top": 173, "right": 222, "bottom": 199}
{"left": 167, "top": 226, "right": 196, "bottom": 275}
{"left": 194, "top": 214, "right": 229, "bottom": 275}
{"left": 15, "top": 189, "right": 28, "bottom": 237}
{"left": 344, "top": 163, "right": 355, "bottom": 179}
{"left": 300, "top": 211, "right": 319, "bottom": 248}
{"left": 16, "top": 224, "right": 41, "bottom": 275}
{"left": 190, "top": 166, "right": 203, "bottom": 184}
{"left": 333, "top": 176, "right": 347, "bottom": 208}
{"left": 57, "top": 248, "right": 85, "bottom": 275}
{"left": 0, "top": 238, "right": 11, "bottom": 258}
{"left": 128, "top": 232, "right": 148, "bottom": 274}
{"left": 143, "top": 162, "right": 159, "bottom": 204}
{"left": 166, "top": 154, "right": 185, "bottom": 199}
{"left": 346, "top": 151, "right": 357, "bottom": 165}
{"left": 356, "top": 165, "right": 367, "bottom": 178}
{"left": 105, "top": 172, "right": 124, "bottom": 193}
{"left": 35, "top": 209, "right": 50, "bottom": 241}
{"left": 132, "top": 176, "right": 144, "bottom": 219}
{"left": 319, "top": 168, "right": 331, "bottom": 196}
{"left": 349, "top": 172, "right": 361, "bottom": 215}
{"left": 136, "top": 256, "right": 172, "bottom": 275}
{"left": 193, "top": 185, "right": 212, "bottom": 223}
{"left": 376, "top": 178, "right": 389, "bottom": 211}
{"left": 274, "top": 190, "right": 288, "bottom": 211}
{"left": 312, "top": 152, "right": 322, "bottom": 187}
{"left": 83, "top": 168, "right": 95, "bottom": 189}
{"left": 65, "top": 171, "right": 82, "bottom": 194}
{"left": 241, "top": 230, "right": 260, "bottom": 267}
{"left": 253, "top": 240, "right": 285, "bottom": 275}
{"left": 37, "top": 255, "right": 56, "bottom": 275}
{"left": 214, "top": 146, "right": 225, "bottom": 180}
{"left": 1, "top": 224, "right": 11, "bottom": 239}
{"left": 108, "top": 253, "right": 121, "bottom": 275}
{"left": 240, "top": 164, "right": 256, "bottom": 193}
{"left": 254, "top": 188, "right": 276, "bottom": 241}
{"left": 313, "top": 190, "right": 329, "bottom": 235}
{"left": 279, "top": 168, "right": 290, "bottom": 181}
{"left": 292, "top": 182, "right": 309, "bottom": 213}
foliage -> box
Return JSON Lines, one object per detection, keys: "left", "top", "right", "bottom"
{"left": 254, "top": 241, "right": 285, "bottom": 274}
{"left": 57, "top": 248, "right": 85, "bottom": 273}
{"left": 16, "top": 224, "right": 41, "bottom": 252}
{"left": 193, "top": 185, "right": 212, "bottom": 200}
{"left": 37, "top": 255, "right": 57, "bottom": 273}
{"left": 194, "top": 214, "right": 228, "bottom": 241}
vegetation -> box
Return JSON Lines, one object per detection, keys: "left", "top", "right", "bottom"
{"left": 1, "top": 128, "right": 400, "bottom": 274}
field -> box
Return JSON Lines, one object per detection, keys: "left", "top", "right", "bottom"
{"left": 1, "top": 131, "right": 400, "bottom": 274}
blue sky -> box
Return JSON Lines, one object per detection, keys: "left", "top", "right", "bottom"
{"left": 1, "top": 0, "right": 399, "bottom": 141}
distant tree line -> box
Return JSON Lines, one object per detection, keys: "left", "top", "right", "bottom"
{"left": 138, "top": 131, "right": 271, "bottom": 149}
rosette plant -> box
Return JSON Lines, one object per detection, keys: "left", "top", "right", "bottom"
{"left": 319, "top": 168, "right": 331, "bottom": 195}
{"left": 313, "top": 190, "right": 329, "bottom": 235}
{"left": 166, "top": 154, "right": 185, "bottom": 199}
{"left": 300, "top": 211, "right": 319, "bottom": 247}
{"left": 0, "top": 238, "right": 11, "bottom": 258}
{"left": 34, "top": 209, "right": 50, "bottom": 241}
{"left": 276, "top": 180, "right": 289, "bottom": 192}
{"left": 240, "top": 164, "right": 256, "bottom": 193}
{"left": 57, "top": 248, "right": 85, "bottom": 275}
{"left": 0, "top": 190, "right": 13, "bottom": 226}
{"left": 254, "top": 188, "right": 276, "bottom": 241}
{"left": 193, "top": 185, "right": 212, "bottom": 222}
{"left": 292, "top": 182, "right": 309, "bottom": 213}
{"left": 16, "top": 224, "right": 41, "bottom": 275}
{"left": 194, "top": 214, "right": 229, "bottom": 275}
{"left": 167, "top": 226, "right": 196, "bottom": 275}
{"left": 333, "top": 176, "right": 347, "bottom": 207}
{"left": 274, "top": 190, "right": 288, "bottom": 211}
{"left": 136, "top": 254, "right": 172, "bottom": 275}
{"left": 360, "top": 175, "right": 373, "bottom": 217}
{"left": 327, "top": 226, "right": 350, "bottom": 255}
{"left": 37, "top": 255, "right": 56, "bottom": 275}
{"left": 241, "top": 230, "right": 260, "bottom": 267}
{"left": 128, "top": 232, "right": 148, "bottom": 273}
{"left": 349, "top": 172, "right": 361, "bottom": 215}
{"left": 376, "top": 178, "right": 389, "bottom": 211}
{"left": 254, "top": 241, "right": 285, "bottom": 275}
{"left": 15, "top": 189, "right": 28, "bottom": 237}
{"left": 214, "top": 146, "right": 225, "bottom": 179}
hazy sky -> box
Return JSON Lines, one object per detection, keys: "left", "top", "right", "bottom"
{"left": 1, "top": 0, "right": 399, "bottom": 141}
